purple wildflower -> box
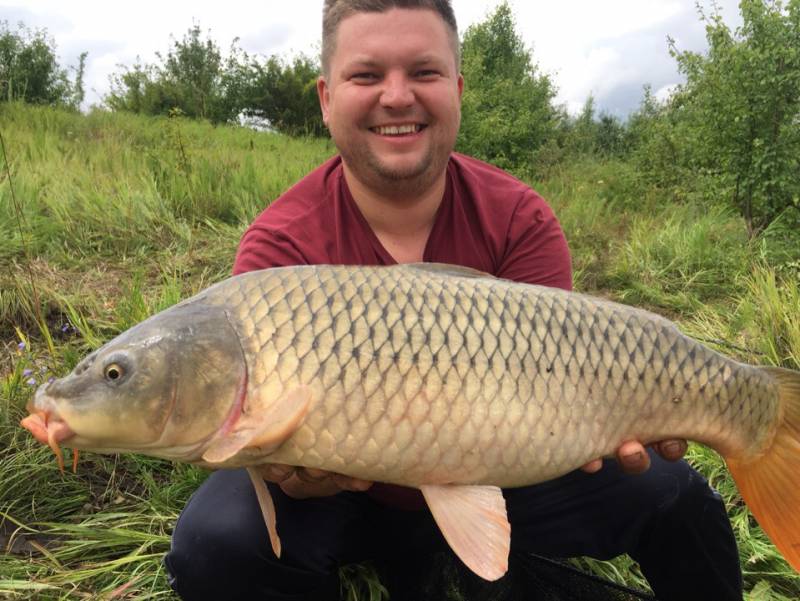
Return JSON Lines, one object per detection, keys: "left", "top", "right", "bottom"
{"left": 17, "top": 341, "right": 26, "bottom": 351}
{"left": 61, "top": 323, "right": 70, "bottom": 333}
{"left": 26, "top": 377, "right": 37, "bottom": 386}
{"left": 48, "top": 376, "right": 55, "bottom": 384}
{"left": 23, "top": 368, "right": 33, "bottom": 377}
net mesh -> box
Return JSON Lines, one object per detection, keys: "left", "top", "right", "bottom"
{"left": 376, "top": 550, "right": 656, "bottom": 601}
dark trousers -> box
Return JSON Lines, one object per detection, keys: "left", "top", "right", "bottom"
{"left": 164, "top": 452, "right": 743, "bottom": 601}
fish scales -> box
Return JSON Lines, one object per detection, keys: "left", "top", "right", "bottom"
{"left": 200, "top": 264, "right": 778, "bottom": 486}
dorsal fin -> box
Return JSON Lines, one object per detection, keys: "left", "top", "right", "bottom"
{"left": 402, "top": 263, "right": 494, "bottom": 280}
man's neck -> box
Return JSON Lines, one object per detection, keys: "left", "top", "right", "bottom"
{"left": 342, "top": 163, "right": 447, "bottom": 264}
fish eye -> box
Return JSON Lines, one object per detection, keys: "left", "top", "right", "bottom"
{"left": 104, "top": 363, "right": 125, "bottom": 382}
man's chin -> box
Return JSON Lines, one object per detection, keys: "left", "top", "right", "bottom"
{"left": 362, "top": 153, "right": 442, "bottom": 189}
{"left": 374, "top": 163, "right": 430, "bottom": 182}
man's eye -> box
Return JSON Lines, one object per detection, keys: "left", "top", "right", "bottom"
{"left": 416, "top": 70, "right": 440, "bottom": 79}
{"left": 351, "top": 73, "right": 378, "bottom": 82}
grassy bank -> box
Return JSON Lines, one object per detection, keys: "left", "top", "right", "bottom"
{"left": 1, "top": 103, "right": 798, "bottom": 599}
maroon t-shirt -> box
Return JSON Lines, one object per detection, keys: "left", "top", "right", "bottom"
{"left": 234, "top": 152, "right": 573, "bottom": 508}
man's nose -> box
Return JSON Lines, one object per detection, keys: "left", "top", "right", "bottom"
{"left": 379, "top": 72, "right": 415, "bottom": 108}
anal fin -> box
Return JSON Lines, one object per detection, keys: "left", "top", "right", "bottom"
{"left": 420, "top": 484, "right": 510, "bottom": 581}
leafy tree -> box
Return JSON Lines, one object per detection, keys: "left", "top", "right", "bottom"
{"left": 456, "top": 2, "right": 559, "bottom": 174}
{"left": 550, "top": 95, "right": 627, "bottom": 160}
{"left": 0, "top": 21, "right": 83, "bottom": 108}
{"left": 70, "top": 51, "right": 88, "bottom": 108}
{"left": 595, "top": 112, "right": 626, "bottom": 157}
{"left": 561, "top": 95, "right": 599, "bottom": 157}
{"left": 665, "top": 0, "right": 800, "bottom": 233}
{"left": 105, "top": 61, "right": 162, "bottom": 115}
{"left": 106, "top": 26, "right": 324, "bottom": 134}
{"left": 625, "top": 85, "right": 686, "bottom": 188}
{"left": 239, "top": 54, "right": 324, "bottom": 136}
{"left": 106, "top": 26, "right": 240, "bottom": 123}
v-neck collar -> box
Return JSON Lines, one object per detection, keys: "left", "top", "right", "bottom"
{"left": 338, "top": 159, "right": 454, "bottom": 265}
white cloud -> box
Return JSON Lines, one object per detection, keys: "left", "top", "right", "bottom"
{"left": 655, "top": 82, "right": 679, "bottom": 103}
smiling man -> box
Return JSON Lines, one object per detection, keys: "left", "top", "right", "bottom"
{"left": 164, "top": 2, "right": 743, "bottom": 600}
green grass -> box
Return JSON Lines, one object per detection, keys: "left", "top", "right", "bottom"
{"left": 2, "top": 103, "right": 799, "bottom": 599}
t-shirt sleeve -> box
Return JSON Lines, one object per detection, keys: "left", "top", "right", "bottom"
{"left": 233, "top": 225, "right": 308, "bottom": 275}
{"left": 496, "top": 190, "right": 573, "bottom": 291}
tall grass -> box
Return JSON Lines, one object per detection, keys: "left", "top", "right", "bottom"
{"left": 607, "top": 203, "right": 751, "bottom": 314}
{"left": 2, "top": 104, "right": 799, "bottom": 599}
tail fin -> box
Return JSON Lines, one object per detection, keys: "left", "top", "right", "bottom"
{"left": 727, "top": 367, "right": 800, "bottom": 571}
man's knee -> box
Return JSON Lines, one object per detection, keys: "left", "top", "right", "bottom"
{"left": 164, "top": 469, "right": 363, "bottom": 600}
{"left": 633, "top": 458, "right": 743, "bottom": 600}
{"left": 643, "top": 455, "right": 725, "bottom": 519}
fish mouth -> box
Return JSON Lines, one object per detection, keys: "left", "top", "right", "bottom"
{"left": 20, "top": 407, "right": 78, "bottom": 473}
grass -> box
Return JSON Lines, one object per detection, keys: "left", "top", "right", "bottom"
{"left": 1, "top": 102, "right": 799, "bottom": 599}
{"left": 607, "top": 203, "right": 751, "bottom": 313}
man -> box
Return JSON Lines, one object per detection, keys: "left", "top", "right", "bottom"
{"left": 165, "top": 2, "right": 743, "bottom": 600}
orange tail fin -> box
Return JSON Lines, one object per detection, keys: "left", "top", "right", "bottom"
{"left": 727, "top": 366, "right": 800, "bottom": 571}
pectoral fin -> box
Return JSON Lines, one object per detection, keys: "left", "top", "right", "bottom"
{"left": 202, "top": 386, "right": 312, "bottom": 464}
{"left": 246, "top": 467, "right": 281, "bottom": 557}
{"left": 420, "top": 484, "right": 510, "bottom": 581}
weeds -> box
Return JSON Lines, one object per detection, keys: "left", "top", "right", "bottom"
{"left": 606, "top": 204, "right": 751, "bottom": 314}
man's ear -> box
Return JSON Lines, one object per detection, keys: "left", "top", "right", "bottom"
{"left": 317, "top": 76, "right": 330, "bottom": 125}
{"left": 457, "top": 73, "right": 464, "bottom": 100}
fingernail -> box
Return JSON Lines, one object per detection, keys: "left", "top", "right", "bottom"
{"left": 623, "top": 451, "right": 644, "bottom": 463}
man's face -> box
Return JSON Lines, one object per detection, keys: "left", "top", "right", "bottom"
{"left": 318, "top": 8, "right": 464, "bottom": 195}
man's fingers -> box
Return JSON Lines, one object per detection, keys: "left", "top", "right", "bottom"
{"left": 259, "top": 463, "right": 297, "bottom": 483}
{"left": 331, "top": 473, "right": 373, "bottom": 491}
{"left": 295, "top": 467, "right": 332, "bottom": 482}
{"left": 258, "top": 464, "right": 372, "bottom": 496}
{"left": 653, "top": 439, "right": 688, "bottom": 462}
{"left": 580, "top": 458, "right": 604, "bottom": 474}
{"left": 279, "top": 473, "right": 342, "bottom": 499}
{"left": 586, "top": 439, "right": 688, "bottom": 477}
{"left": 617, "top": 440, "right": 651, "bottom": 474}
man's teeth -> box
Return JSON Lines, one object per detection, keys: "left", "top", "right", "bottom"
{"left": 374, "top": 124, "right": 421, "bottom": 135}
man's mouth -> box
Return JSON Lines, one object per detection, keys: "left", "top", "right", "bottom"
{"left": 370, "top": 123, "right": 426, "bottom": 136}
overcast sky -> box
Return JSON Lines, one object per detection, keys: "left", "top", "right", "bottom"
{"left": 2, "top": 0, "right": 743, "bottom": 117}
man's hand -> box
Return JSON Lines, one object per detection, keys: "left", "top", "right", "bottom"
{"left": 580, "top": 439, "right": 688, "bottom": 475}
{"left": 259, "top": 464, "right": 373, "bottom": 499}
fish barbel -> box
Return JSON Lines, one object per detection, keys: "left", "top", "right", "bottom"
{"left": 20, "top": 263, "right": 800, "bottom": 580}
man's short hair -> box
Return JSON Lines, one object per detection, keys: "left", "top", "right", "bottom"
{"left": 321, "top": 0, "right": 460, "bottom": 77}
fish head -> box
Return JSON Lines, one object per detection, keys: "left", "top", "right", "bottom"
{"left": 22, "top": 301, "right": 247, "bottom": 462}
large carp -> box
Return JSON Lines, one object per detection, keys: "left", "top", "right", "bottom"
{"left": 21, "top": 264, "right": 800, "bottom": 580}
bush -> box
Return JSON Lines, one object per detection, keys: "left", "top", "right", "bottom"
{"left": 630, "top": 0, "right": 800, "bottom": 234}
{"left": 0, "top": 21, "right": 85, "bottom": 108}
{"left": 456, "top": 2, "right": 559, "bottom": 175}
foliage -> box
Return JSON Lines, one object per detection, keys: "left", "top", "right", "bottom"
{"left": 625, "top": 85, "right": 684, "bottom": 190}
{"left": 106, "top": 26, "right": 239, "bottom": 123}
{"left": 105, "top": 25, "right": 325, "bottom": 135}
{"left": 0, "top": 21, "right": 85, "bottom": 109}
{"left": 456, "top": 2, "right": 559, "bottom": 175}
{"left": 239, "top": 54, "right": 325, "bottom": 136}
{"left": 557, "top": 95, "right": 627, "bottom": 159}
{"left": 636, "top": 0, "right": 800, "bottom": 234}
